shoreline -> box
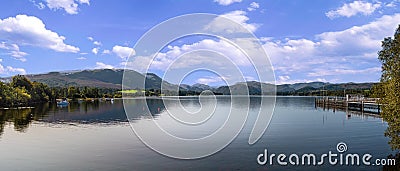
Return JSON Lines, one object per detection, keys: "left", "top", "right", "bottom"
{"left": 0, "top": 106, "right": 35, "bottom": 110}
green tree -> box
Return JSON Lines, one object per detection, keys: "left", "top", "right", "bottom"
{"left": 0, "top": 75, "right": 122, "bottom": 107}
{"left": 31, "top": 82, "right": 50, "bottom": 102}
{"left": 13, "top": 87, "right": 31, "bottom": 106}
{"left": 10, "top": 75, "right": 33, "bottom": 92}
{"left": 0, "top": 82, "right": 13, "bottom": 106}
{"left": 377, "top": 25, "right": 400, "bottom": 150}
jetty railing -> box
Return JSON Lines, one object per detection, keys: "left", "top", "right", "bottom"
{"left": 315, "top": 96, "right": 381, "bottom": 114}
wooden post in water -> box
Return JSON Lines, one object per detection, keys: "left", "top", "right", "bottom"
{"left": 361, "top": 101, "right": 364, "bottom": 113}
{"left": 334, "top": 96, "right": 336, "bottom": 106}
{"left": 378, "top": 104, "right": 380, "bottom": 114}
{"left": 314, "top": 98, "right": 316, "bottom": 109}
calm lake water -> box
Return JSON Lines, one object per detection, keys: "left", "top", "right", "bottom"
{"left": 0, "top": 96, "right": 393, "bottom": 170}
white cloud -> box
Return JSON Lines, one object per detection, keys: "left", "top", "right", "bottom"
{"left": 0, "top": 62, "right": 26, "bottom": 75}
{"left": 45, "top": 0, "right": 90, "bottom": 15}
{"left": 87, "top": 36, "right": 102, "bottom": 46}
{"left": 220, "top": 10, "right": 259, "bottom": 32}
{"left": 93, "top": 41, "right": 101, "bottom": 46}
{"left": 307, "top": 67, "right": 381, "bottom": 77}
{"left": 102, "top": 49, "right": 111, "bottom": 54}
{"left": 317, "top": 14, "right": 400, "bottom": 56}
{"left": 0, "top": 15, "right": 79, "bottom": 53}
{"left": 10, "top": 51, "right": 28, "bottom": 62}
{"left": 205, "top": 10, "right": 259, "bottom": 33}
{"left": 126, "top": 13, "right": 399, "bottom": 84}
{"left": 386, "top": 1, "right": 396, "bottom": 7}
{"left": 276, "top": 78, "right": 328, "bottom": 85}
{"left": 244, "top": 76, "right": 256, "bottom": 81}
{"left": 91, "top": 47, "right": 98, "bottom": 55}
{"left": 278, "top": 75, "right": 290, "bottom": 82}
{"left": 6, "top": 66, "right": 26, "bottom": 75}
{"left": 95, "top": 62, "right": 113, "bottom": 69}
{"left": 30, "top": 0, "right": 46, "bottom": 9}
{"left": 326, "top": 1, "right": 381, "bottom": 19}
{"left": 38, "top": 2, "right": 46, "bottom": 9}
{"left": 0, "top": 59, "right": 26, "bottom": 75}
{"left": 214, "top": 0, "right": 242, "bottom": 6}
{"left": 112, "top": 45, "right": 135, "bottom": 59}
{"left": 0, "top": 63, "right": 4, "bottom": 74}
{"left": 133, "top": 39, "right": 252, "bottom": 71}
{"left": 77, "top": 0, "right": 89, "bottom": 4}
{"left": 76, "top": 57, "right": 86, "bottom": 60}
{"left": 196, "top": 76, "right": 224, "bottom": 85}
{"left": 386, "top": 3, "right": 396, "bottom": 7}
{"left": 263, "top": 13, "right": 400, "bottom": 83}
{"left": 247, "top": 2, "right": 260, "bottom": 11}
{"left": 0, "top": 42, "right": 28, "bottom": 62}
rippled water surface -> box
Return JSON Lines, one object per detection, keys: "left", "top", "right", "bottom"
{"left": 0, "top": 97, "right": 392, "bottom": 170}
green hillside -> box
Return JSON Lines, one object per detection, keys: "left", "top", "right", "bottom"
{"left": 0, "top": 69, "right": 377, "bottom": 96}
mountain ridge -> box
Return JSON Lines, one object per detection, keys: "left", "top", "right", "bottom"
{"left": 0, "top": 69, "right": 377, "bottom": 94}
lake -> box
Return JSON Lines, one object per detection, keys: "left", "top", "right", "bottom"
{"left": 0, "top": 96, "right": 393, "bottom": 170}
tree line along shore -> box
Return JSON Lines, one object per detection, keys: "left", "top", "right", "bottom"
{"left": 0, "top": 75, "right": 121, "bottom": 108}
{"left": 0, "top": 75, "right": 380, "bottom": 108}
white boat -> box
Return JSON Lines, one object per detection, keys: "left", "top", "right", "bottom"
{"left": 57, "top": 100, "right": 69, "bottom": 106}
{"left": 105, "top": 98, "right": 114, "bottom": 102}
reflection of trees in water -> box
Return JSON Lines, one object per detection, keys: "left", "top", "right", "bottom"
{"left": 146, "top": 99, "right": 165, "bottom": 116}
{"left": 11, "top": 109, "right": 32, "bottom": 132}
{"left": 0, "top": 111, "right": 5, "bottom": 136}
{"left": 0, "top": 105, "right": 49, "bottom": 135}
{"left": 45, "top": 100, "right": 126, "bottom": 123}
{"left": 0, "top": 108, "right": 33, "bottom": 134}
{"left": 69, "top": 100, "right": 100, "bottom": 113}
{"left": 0, "top": 100, "right": 126, "bottom": 137}
{"left": 125, "top": 98, "right": 166, "bottom": 120}
{"left": 383, "top": 124, "right": 400, "bottom": 171}
{"left": 32, "top": 102, "right": 50, "bottom": 120}
{"left": 383, "top": 153, "right": 400, "bottom": 171}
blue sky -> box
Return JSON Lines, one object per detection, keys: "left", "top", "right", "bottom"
{"left": 0, "top": 0, "right": 400, "bottom": 85}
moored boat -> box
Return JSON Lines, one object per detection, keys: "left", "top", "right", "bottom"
{"left": 57, "top": 99, "right": 69, "bottom": 106}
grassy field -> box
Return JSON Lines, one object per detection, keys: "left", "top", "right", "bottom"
{"left": 119, "top": 89, "right": 145, "bottom": 94}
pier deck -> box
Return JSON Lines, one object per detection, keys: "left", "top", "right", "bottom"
{"left": 315, "top": 96, "right": 381, "bottom": 114}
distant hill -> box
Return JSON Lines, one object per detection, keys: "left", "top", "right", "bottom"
{"left": 277, "top": 82, "right": 328, "bottom": 92}
{"left": 23, "top": 70, "right": 127, "bottom": 88}
{"left": 179, "top": 83, "right": 214, "bottom": 92}
{"left": 0, "top": 69, "right": 376, "bottom": 95}
{"left": 214, "top": 81, "right": 275, "bottom": 95}
{"left": 1, "top": 69, "right": 176, "bottom": 90}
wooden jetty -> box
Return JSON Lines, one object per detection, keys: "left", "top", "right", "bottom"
{"left": 315, "top": 94, "right": 381, "bottom": 114}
